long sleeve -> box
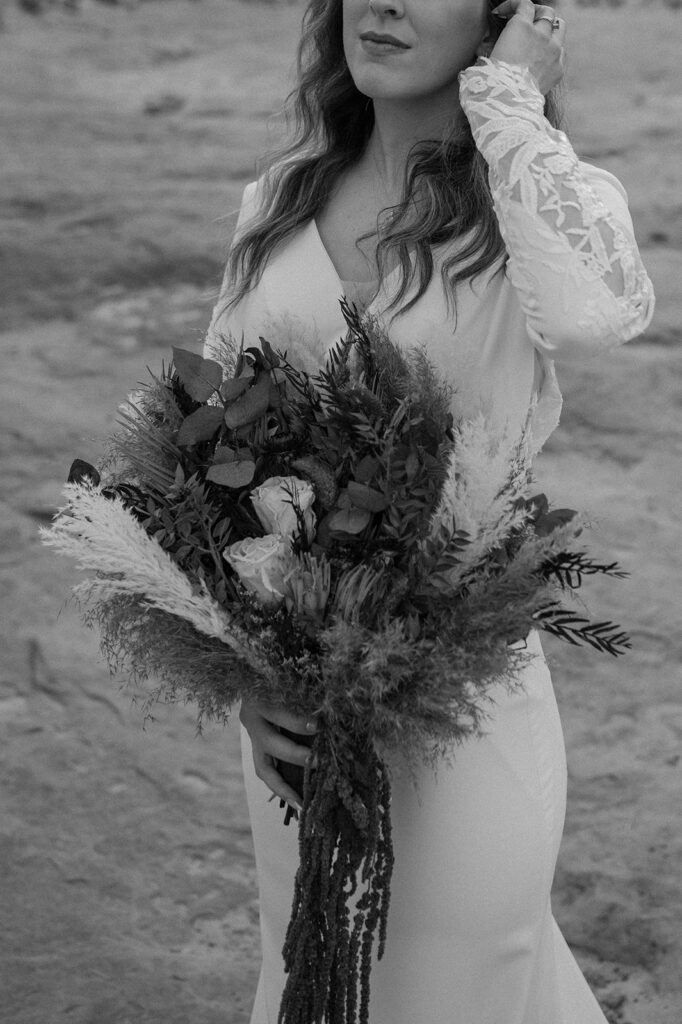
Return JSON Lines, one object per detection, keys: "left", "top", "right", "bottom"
{"left": 458, "top": 57, "right": 655, "bottom": 363}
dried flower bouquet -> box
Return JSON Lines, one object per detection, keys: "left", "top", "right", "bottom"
{"left": 41, "top": 302, "right": 630, "bottom": 1024}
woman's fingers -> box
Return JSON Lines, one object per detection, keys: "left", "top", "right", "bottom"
{"left": 489, "top": 0, "right": 565, "bottom": 94}
{"left": 269, "top": 722, "right": 315, "bottom": 767}
{"left": 492, "top": 0, "right": 561, "bottom": 31}
{"left": 239, "top": 700, "right": 320, "bottom": 806}
{"left": 240, "top": 702, "right": 316, "bottom": 764}
{"left": 253, "top": 752, "right": 304, "bottom": 810}
{"left": 491, "top": 0, "right": 538, "bottom": 22}
{"left": 240, "top": 699, "right": 318, "bottom": 736}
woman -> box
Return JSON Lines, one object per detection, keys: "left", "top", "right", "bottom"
{"left": 205, "top": 1, "right": 655, "bottom": 1021}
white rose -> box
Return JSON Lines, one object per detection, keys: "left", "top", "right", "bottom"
{"left": 250, "top": 476, "right": 316, "bottom": 544}
{"left": 223, "top": 534, "right": 296, "bottom": 607}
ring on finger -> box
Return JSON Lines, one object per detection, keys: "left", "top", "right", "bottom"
{"left": 534, "top": 14, "right": 561, "bottom": 29}
{"left": 532, "top": 4, "right": 561, "bottom": 29}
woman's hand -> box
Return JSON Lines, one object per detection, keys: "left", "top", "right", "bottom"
{"left": 489, "top": 0, "right": 566, "bottom": 95}
{"left": 239, "top": 700, "right": 318, "bottom": 810}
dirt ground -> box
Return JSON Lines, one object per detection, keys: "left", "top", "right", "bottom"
{"left": 1, "top": 1, "right": 680, "bottom": 1022}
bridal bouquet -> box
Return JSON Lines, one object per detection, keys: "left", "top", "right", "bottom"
{"left": 41, "top": 302, "right": 630, "bottom": 1024}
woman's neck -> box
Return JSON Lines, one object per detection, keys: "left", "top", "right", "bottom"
{"left": 367, "top": 87, "right": 466, "bottom": 194}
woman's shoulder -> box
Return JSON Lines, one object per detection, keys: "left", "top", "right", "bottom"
{"left": 575, "top": 160, "right": 643, "bottom": 243}
{"left": 236, "top": 156, "right": 301, "bottom": 231}
{"left": 234, "top": 177, "right": 264, "bottom": 238}
{"left": 575, "top": 159, "right": 632, "bottom": 224}
{"left": 576, "top": 160, "right": 627, "bottom": 199}
{"left": 241, "top": 179, "right": 260, "bottom": 204}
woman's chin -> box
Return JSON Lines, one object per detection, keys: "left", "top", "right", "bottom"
{"left": 350, "top": 72, "right": 416, "bottom": 104}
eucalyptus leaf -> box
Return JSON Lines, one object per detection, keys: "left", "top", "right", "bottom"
{"left": 354, "top": 455, "right": 380, "bottom": 484}
{"left": 328, "top": 505, "right": 371, "bottom": 535}
{"left": 224, "top": 373, "right": 271, "bottom": 429}
{"left": 206, "top": 460, "right": 256, "bottom": 489}
{"left": 258, "top": 337, "right": 281, "bottom": 368}
{"left": 172, "top": 347, "right": 223, "bottom": 402}
{"left": 347, "top": 481, "right": 388, "bottom": 512}
{"left": 526, "top": 493, "right": 549, "bottom": 517}
{"left": 535, "top": 508, "right": 577, "bottom": 537}
{"left": 176, "top": 406, "right": 224, "bottom": 446}
{"left": 67, "top": 459, "right": 100, "bottom": 486}
{"left": 269, "top": 382, "right": 284, "bottom": 409}
{"left": 212, "top": 445, "right": 237, "bottom": 465}
{"left": 221, "top": 377, "right": 251, "bottom": 402}
{"left": 245, "top": 347, "right": 268, "bottom": 370}
{"left": 328, "top": 490, "right": 372, "bottom": 533}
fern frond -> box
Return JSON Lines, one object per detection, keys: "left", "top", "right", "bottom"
{"left": 540, "top": 551, "right": 629, "bottom": 590}
{"left": 533, "top": 604, "right": 631, "bottom": 656}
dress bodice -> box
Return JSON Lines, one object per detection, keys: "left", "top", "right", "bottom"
{"left": 205, "top": 58, "right": 654, "bottom": 456}
{"left": 339, "top": 278, "right": 379, "bottom": 314}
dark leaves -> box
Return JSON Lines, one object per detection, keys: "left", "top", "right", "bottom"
{"left": 533, "top": 605, "right": 632, "bottom": 656}
{"left": 205, "top": 460, "right": 256, "bottom": 489}
{"left": 68, "top": 459, "right": 100, "bottom": 486}
{"left": 523, "top": 493, "right": 577, "bottom": 537}
{"left": 540, "top": 550, "right": 629, "bottom": 590}
{"left": 172, "top": 348, "right": 223, "bottom": 403}
{"left": 220, "top": 377, "right": 251, "bottom": 402}
{"left": 535, "top": 508, "right": 577, "bottom": 536}
{"left": 346, "top": 481, "right": 388, "bottom": 513}
{"left": 176, "top": 406, "right": 225, "bottom": 446}
{"left": 223, "top": 373, "right": 271, "bottom": 429}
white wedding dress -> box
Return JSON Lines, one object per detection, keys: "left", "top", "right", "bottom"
{"left": 205, "top": 58, "right": 655, "bottom": 1024}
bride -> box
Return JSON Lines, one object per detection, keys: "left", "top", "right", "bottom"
{"left": 205, "top": 0, "right": 654, "bottom": 1021}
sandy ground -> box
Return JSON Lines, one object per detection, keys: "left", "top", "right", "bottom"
{"left": 1, "top": 1, "right": 681, "bottom": 1021}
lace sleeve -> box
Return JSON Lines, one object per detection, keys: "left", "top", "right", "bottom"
{"left": 458, "top": 57, "right": 655, "bottom": 362}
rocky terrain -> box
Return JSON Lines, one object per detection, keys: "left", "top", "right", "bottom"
{"left": 1, "top": 1, "right": 680, "bottom": 1021}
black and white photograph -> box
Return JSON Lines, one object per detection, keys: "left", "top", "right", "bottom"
{"left": 1, "top": 0, "right": 680, "bottom": 1021}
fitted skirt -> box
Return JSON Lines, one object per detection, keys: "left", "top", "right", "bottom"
{"left": 240, "top": 630, "right": 608, "bottom": 1024}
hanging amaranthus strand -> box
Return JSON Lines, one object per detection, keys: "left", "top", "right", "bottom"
{"left": 279, "top": 728, "right": 394, "bottom": 1024}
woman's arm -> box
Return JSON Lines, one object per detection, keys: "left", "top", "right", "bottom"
{"left": 458, "top": 57, "right": 655, "bottom": 362}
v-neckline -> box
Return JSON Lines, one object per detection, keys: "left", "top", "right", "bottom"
{"left": 309, "top": 217, "right": 401, "bottom": 309}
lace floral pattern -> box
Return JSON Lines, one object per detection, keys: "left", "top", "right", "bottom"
{"left": 459, "top": 58, "right": 655, "bottom": 359}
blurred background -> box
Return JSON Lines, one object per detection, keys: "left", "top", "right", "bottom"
{"left": 1, "top": 0, "right": 680, "bottom": 1021}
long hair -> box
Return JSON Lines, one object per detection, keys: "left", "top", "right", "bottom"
{"left": 225, "top": 0, "right": 566, "bottom": 321}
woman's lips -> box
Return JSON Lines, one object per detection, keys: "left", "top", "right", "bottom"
{"left": 359, "top": 32, "right": 411, "bottom": 52}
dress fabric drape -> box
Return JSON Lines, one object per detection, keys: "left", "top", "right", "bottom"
{"left": 203, "top": 57, "right": 654, "bottom": 1024}
{"left": 240, "top": 636, "right": 610, "bottom": 1024}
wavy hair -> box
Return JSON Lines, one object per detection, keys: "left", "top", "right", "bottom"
{"left": 225, "top": 0, "right": 566, "bottom": 322}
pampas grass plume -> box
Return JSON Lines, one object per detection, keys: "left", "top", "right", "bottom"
{"left": 40, "top": 482, "right": 270, "bottom": 677}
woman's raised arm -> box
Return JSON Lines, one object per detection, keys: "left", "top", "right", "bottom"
{"left": 458, "top": 57, "right": 655, "bottom": 362}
